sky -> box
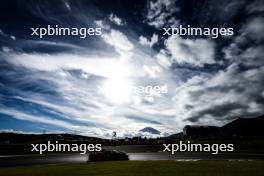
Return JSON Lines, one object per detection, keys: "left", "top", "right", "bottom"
{"left": 0, "top": 0, "right": 264, "bottom": 138}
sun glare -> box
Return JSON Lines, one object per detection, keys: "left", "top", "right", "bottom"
{"left": 100, "top": 61, "right": 134, "bottom": 104}
{"left": 101, "top": 77, "right": 133, "bottom": 104}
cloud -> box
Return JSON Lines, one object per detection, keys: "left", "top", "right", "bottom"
{"left": 3, "top": 22, "right": 263, "bottom": 137}
{"left": 0, "top": 43, "right": 176, "bottom": 137}
{"left": 102, "top": 29, "right": 134, "bottom": 52}
{"left": 164, "top": 36, "right": 216, "bottom": 67}
{"left": 1, "top": 0, "right": 264, "bottom": 138}
{"left": 0, "top": 29, "right": 16, "bottom": 40}
{"left": 94, "top": 20, "right": 110, "bottom": 30}
{"left": 242, "top": 17, "right": 264, "bottom": 42}
{"left": 173, "top": 63, "right": 264, "bottom": 125}
{"left": 0, "top": 107, "right": 79, "bottom": 130}
{"left": 6, "top": 52, "right": 135, "bottom": 78}
{"left": 139, "top": 34, "right": 158, "bottom": 47}
{"left": 0, "top": 107, "right": 109, "bottom": 137}
{"left": 109, "top": 13, "right": 126, "bottom": 26}
{"left": 156, "top": 50, "right": 172, "bottom": 68}
{"left": 143, "top": 65, "right": 162, "bottom": 78}
{"left": 247, "top": 0, "right": 264, "bottom": 13}
{"left": 64, "top": 1, "right": 71, "bottom": 11}
{"left": 145, "top": 0, "right": 179, "bottom": 28}
{"left": 223, "top": 17, "right": 264, "bottom": 66}
{"left": 1, "top": 46, "right": 13, "bottom": 52}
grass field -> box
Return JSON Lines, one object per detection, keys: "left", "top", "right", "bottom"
{"left": 0, "top": 161, "right": 263, "bottom": 176}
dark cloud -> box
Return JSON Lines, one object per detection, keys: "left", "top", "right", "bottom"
{"left": 126, "top": 115, "right": 162, "bottom": 125}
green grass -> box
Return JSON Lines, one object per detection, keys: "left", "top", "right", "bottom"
{"left": 0, "top": 161, "right": 263, "bottom": 176}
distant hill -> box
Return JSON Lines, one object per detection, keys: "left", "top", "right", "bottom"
{"left": 169, "top": 114, "right": 264, "bottom": 139}
{"left": 139, "top": 127, "right": 161, "bottom": 135}
{"left": 222, "top": 115, "right": 264, "bottom": 137}
{"left": 168, "top": 132, "right": 183, "bottom": 139}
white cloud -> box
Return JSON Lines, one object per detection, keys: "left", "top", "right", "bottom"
{"left": 10, "top": 35, "right": 16, "bottom": 40}
{"left": 172, "top": 63, "right": 264, "bottom": 124}
{"left": 1, "top": 40, "right": 180, "bottom": 137}
{"left": 156, "top": 50, "right": 172, "bottom": 68}
{"left": 242, "top": 17, "right": 264, "bottom": 42}
{"left": 165, "top": 36, "right": 216, "bottom": 67}
{"left": 223, "top": 17, "right": 264, "bottom": 66}
{"left": 94, "top": 20, "right": 110, "bottom": 30}
{"left": 146, "top": 0, "right": 179, "bottom": 28}
{"left": 139, "top": 34, "right": 158, "bottom": 47}
{"left": 102, "top": 29, "right": 134, "bottom": 52}
{"left": 0, "top": 29, "right": 8, "bottom": 37}
{"left": 1, "top": 46, "right": 12, "bottom": 52}
{"left": 109, "top": 13, "right": 126, "bottom": 26}
{"left": 64, "top": 1, "right": 71, "bottom": 11}
{"left": 143, "top": 65, "right": 162, "bottom": 78}
{"left": 0, "top": 29, "right": 16, "bottom": 40}
{"left": 0, "top": 108, "right": 79, "bottom": 130}
{"left": 0, "top": 107, "right": 110, "bottom": 137}
{"left": 7, "top": 53, "right": 135, "bottom": 78}
{"left": 247, "top": 0, "right": 264, "bottom": 13}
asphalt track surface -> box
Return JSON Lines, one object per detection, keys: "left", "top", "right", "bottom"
{"left": 1, "top": 152, "right": 264, "bottom": 167}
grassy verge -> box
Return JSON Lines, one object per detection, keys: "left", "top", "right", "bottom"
{"left": 0, "top": 161, "right": 263, "bottom": 176}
